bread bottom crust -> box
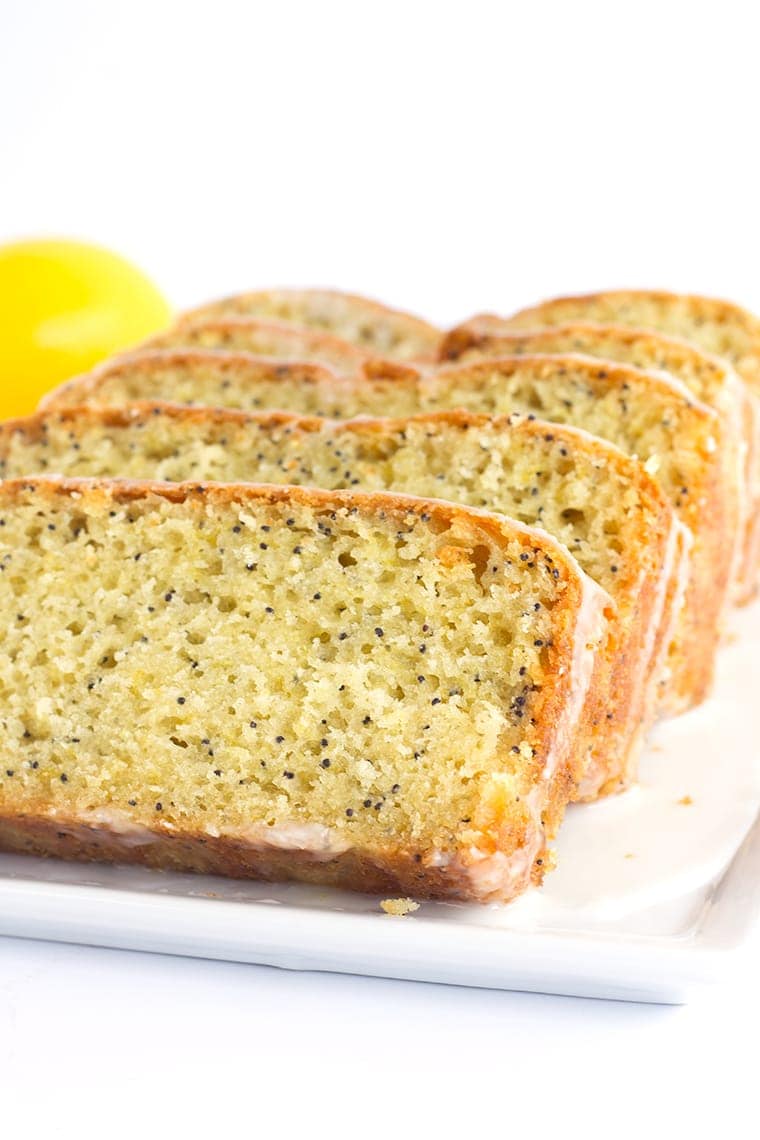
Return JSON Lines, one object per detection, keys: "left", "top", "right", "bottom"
{"left": 0, "top": 811, "right": 557, "bottom": 905}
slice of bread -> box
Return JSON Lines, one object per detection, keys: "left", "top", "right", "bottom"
{"left": 41, "top": 349, "right": 726, "bottom": 711}
{"left": 0, "top": 403, "right": 685, "bottom": 798}
{"left": 179, "top": 288, "right": 440, "bottom": 361}
{"left": 0, "top": 477, "right": 609, "bottom": 903}
{"left": 143, "top": 317, "right": 373, "bottom": 375}
{"left": 40, "top": 350, "right": 422, "bottom": 415}
{"left": 501, "top": 289, "right": 760, "bottom": 393}
{"left": 440, "top": 317, "right": 756, "bottom": 601}
{"left": 500, "top": 291, "right": 760, "bottom": 605}
{"left": 40, "top": 352, "right": 352, "bottom": 415}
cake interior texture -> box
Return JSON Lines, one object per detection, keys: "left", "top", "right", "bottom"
{"left": 0, "top": 479, "right": 606, "bottom": 901}
{"left": 0, "top": 404, "right": 679, "bottom": 796}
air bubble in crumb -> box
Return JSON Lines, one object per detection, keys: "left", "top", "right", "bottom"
{"left": 380, "top": 897, "right": 420, "bottom": 917}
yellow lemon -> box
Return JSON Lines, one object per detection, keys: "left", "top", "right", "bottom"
{"left": 0, "top": 238, "right": 172, "bottom": 418}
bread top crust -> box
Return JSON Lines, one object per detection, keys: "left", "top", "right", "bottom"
{"left": 178, "top": 287, "right": 440, "bottom": 359}
{"left": 503, "top": 288, "right": 760, "bottom": 335}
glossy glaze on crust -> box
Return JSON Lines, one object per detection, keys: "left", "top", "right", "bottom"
{"left": 0, "top": 476, "right": 610, "bottom": 904}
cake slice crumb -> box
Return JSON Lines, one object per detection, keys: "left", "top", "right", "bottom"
{"left": 381, "top": 897, "right": 420, "bottom": 917}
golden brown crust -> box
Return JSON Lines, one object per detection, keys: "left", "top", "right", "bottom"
{"left": 0, "top": 758, "right": 571, "bottom": 902}
{"left": 361, "top": 357, "right": 424, "bottom": 382}
{"left": 0, "top": 809, "right": 561, "bottom": 902}
{"left": 0, "top": 812, "right": 484, "bottom": 901}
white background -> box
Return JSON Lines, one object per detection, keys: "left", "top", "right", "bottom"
{"left": 2, "top": 0, "right": 759, "bottom": 1134}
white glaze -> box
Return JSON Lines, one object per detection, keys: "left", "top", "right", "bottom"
{"left": 578, "top": 513, "right": 692, "bottom": 797}
{"left": 640, "top": 518, "right": 692, "bottom": 709}
{"left": 458, "top": 834, "right": 543, "bottom": 903}
{"left": 455, "top": 570, "right": 610, "bottom": 902}
{"left": 80, "top": 808, "right": 158, "bottom": 847}
{"left": 721, "top": 366, "right": 751, "bottom": 598}
{"left": 735, "top": 386, "right": 760, "bottom": 600}
{"left": 540, "top": 568, "right": 610, "bottom": 791}
{"left": 232, "top": 821, "right": 352, "bottom": 861}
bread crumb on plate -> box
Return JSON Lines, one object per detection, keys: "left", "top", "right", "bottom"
{"left": 381, "top": 898, "right": 420, "bottom": 917}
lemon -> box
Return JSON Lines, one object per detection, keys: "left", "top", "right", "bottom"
{"left": 0, "top": 238, "right": 171, "bottom": 418}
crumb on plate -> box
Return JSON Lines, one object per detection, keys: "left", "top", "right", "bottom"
{"left": 381, "top": 897, "right": 420, "bottom": 917}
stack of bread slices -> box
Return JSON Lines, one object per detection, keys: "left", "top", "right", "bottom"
{"left": 1, "top": 287, "right": 758, "bottom": 905}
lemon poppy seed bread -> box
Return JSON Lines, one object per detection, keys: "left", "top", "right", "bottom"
{"left": 143, "top": 316, "right": 373, "bottom": 376}
{"left": 501, "top": 289, "right": 760, "bottom": 393}
{"left": 440, "top": 317, "right": 755, "bottom": 601}
{"left": 178, "top": 288, "right": 440, "bottom": 361}
{"left": 40, "top": 352, "right": 352, "bottom": 416}
{"left": 500, "top": 288, "right": 760, "bottom": 605}
{"left": 0, "top": 403, "right": 685, "bottom": 797}
{"left": 417, "top": 358, "right": 729, "bottom": 712}
{"left": 0, "top": 478, "right": 609, "bottom": 903}
{"left": 43, "top": 349, "right": 727, "bottom": 710}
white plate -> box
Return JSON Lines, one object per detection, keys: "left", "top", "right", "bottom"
{"left": 2, "top": 605, "right": 760, "bottom": 1004}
